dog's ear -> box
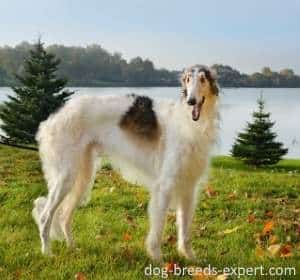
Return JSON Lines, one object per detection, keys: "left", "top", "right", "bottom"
{"left": 180, "top": 69, "right": 187, "bottom": 97}
{"left": 207, "top": 68, "right": 219, "bottom": 96}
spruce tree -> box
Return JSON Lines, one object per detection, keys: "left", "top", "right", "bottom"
{"left": 0, "top": 39, "right": 73, "bottom": 144}
{"left": 231, "top": 96, "right": 288, "bottom": 166}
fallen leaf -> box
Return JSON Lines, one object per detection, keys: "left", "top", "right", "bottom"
{"left": 205, "top": 185, "right": 217, "bottom": 197}
{"left": 216, "top": 274, "right": 228, "bottom": 280}
{"left": 280, "top": 244, "right": 293, "bottom": 257}
{"left": 166, "top": 234, "right": 176, "bottom": 244}
{"left": 248, "top": 214, "right": 256, "bottom": 223}
{"left": 193, "top": 271, "right": 209, "bottom": 280}
{"left": 265, "top": 211, "right": 273, "bottom": 218}
{"left": 164, "top": 262, "right": 179, "bottom": 274}
{"left": 267, "top": 244, "right": 281, "bottom": 257}
{"left": 222, "top": 226, "right": 240, "bottom": 235}
{"left": 262, "top": 220, "right": 274, "bottom": 236}
{"left": 123, "top": 232, "right": 132, "bottom": 241}
{"left": 75, "top": 272, "right": 87, "bottom": 280}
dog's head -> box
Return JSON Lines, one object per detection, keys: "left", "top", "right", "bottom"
{"left": 181, "top": 65, "right": 219, "bottom": 121}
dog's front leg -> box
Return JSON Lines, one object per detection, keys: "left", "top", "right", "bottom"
{"left": 176, "top": 186, "right": 197, "bottom": 260}
{"left": 146, "top": 183, "right": 172, "bottom": 262}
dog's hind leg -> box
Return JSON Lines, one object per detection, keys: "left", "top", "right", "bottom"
{"left": 146, "top": 181, "right": 173, "bottom": 262}
{"left": 57, "top": 144, "right": 97, "bottom": 247}
{"left": 38, "top": 170, "right": 75, "bottom": 255}
{"left": 176, "top": 187, "right": 197, "bottom": 260}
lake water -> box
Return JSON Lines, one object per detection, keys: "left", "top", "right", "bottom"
{"left": 0, "top": 87, "right": 299, "bottom": 158}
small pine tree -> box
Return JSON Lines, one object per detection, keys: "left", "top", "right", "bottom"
{"left": 231, "top": 96, "right": 288, "bottom": 166}
{"left": 0, "top": 39, "right": 73, "bottom": 144}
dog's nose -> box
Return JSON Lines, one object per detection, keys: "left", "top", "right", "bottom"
{"left": 187, "top": 98, "right": 196, "bottom": 106}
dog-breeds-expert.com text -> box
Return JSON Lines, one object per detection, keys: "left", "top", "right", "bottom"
{"left": 32, "top": 65, "right": 219, "bottom": 261}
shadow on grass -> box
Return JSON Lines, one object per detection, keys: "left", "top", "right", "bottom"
{"left": 212, "top": 156, "right": 300, "bottom": 173}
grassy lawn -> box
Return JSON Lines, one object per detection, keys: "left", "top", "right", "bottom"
{"left": 0, "top": 145, "right": 299, "bottom": 279}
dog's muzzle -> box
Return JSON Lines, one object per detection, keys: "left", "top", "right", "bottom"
{"left": 190, "top": 96, "right": 205, "bottom": 121}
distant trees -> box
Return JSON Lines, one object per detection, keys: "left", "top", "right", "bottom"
{"left": 211, "top": 64, "right": 248, "bottom": 87}
{"left": 231, "top": 96, "right": 288, "bottom": 166}
{"left": 0, "top": 42, "right": 300, "bottom": 87}
{"left": 0, "top": 42, "right": 178, "bottom": 86}
{"left": 212, "top": 64, "right": 300, "bottom": 88}
{"left": 0, "top": 40, "right": 73, "bottom": 144}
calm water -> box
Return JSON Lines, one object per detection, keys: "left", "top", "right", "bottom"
{"left": 1, "top": 87, "right": 299, "bottom": 158}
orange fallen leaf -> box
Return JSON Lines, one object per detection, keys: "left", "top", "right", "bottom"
{"left": 205, "top": 185, "right": 217, "bottom": 197}
{"left": 248, "top": 214, "right": 256, "bottom": 223}
{"left": 123, "top": 232, "right": 132, "bottom": 241}
{"left": 75, "top": 272, "right": 87, "bottom": 280}
{"left": 262, "top": 220, "right": 274, "bottom": 236}
{"left": 280, "top": 244, "right": 293, "bottom": 257}
{"left": 164, "top": 262, "right": 179, "bottom": 274}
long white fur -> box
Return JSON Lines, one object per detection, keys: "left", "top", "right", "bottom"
{"left": 32, "top": 65, "right": 219, "bottom": 261}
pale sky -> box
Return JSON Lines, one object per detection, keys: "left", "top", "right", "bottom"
{"left": 1, "top": 0, "right": 300, "bottom": 73}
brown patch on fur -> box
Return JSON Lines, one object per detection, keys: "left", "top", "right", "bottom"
{"left": 119, "top": 95, "right": 161, "bottom": 143}
{"left": 198, "top": 67, "right": 219, "bottom": 96}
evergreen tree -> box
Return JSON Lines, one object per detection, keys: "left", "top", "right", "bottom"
{"left": 0, "top": 39, "right": 73, "bottom": 144}
{"left": 231, "top": 96, "right": 288, "bottom": 166}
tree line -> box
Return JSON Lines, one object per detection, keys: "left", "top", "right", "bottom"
{"left": 0, "top": 42, "right": 300, "bottom": 87}
{"left": 1, "top": 40, "right": 288, "bottom": 166}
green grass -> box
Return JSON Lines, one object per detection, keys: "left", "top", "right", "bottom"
{"left": 0, "top": 145, "right": 299, "bottom": 279}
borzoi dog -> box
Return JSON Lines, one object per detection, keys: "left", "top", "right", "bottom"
{"left": 32, "top": 65, "right": 219, "bottom": 261}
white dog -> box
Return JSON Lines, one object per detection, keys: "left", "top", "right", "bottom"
{"left": 32, "top": 65, "right": 219, "bottom": 261}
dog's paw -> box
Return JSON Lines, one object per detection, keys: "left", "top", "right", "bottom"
{"left": 41, "top": 245, "right": 53, "bottom": 257}
{"left": 145, "top": 237, "right": 162, "bottom": 262}
{"left": 177, "top": 245, "right": 196, "bottom": 260}
{"left": 146, "top": 246, "right": 162, "bottom": 262}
